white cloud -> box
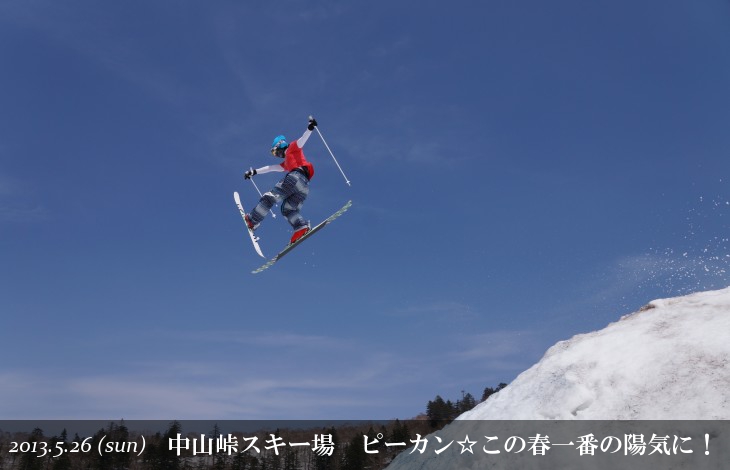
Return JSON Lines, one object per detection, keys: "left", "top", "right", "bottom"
{"left": 0, "top": 203, "right": 46, "bottom": 222}
{"left": 0, "top": 1, "right": 193, "bottom": 107}
{"left": 369, "top": 35, "right": 413, "bottom": 58}
{"left": 0, "top": 169, "right": 46, "bottom": 223}
{"left": 391, "top": 300, "right": 476, "bottom": 320}
{"left": 0, "top": 354, "right": 407, "bottom": 419}
{"left": 446, "top": 331, "right": 544, "bottom": 363}
{"left": 163, "top": 329, "right": 352, "bottom": 350}
{"left": 0, "top": 321, "right": 541, "bottom": 420}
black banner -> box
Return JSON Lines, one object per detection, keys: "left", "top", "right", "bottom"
{"left": 0, "top": 420, "right": 726, "bottom": 469}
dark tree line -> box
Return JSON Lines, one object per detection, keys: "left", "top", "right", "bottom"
{"left": 425, "top": 382, "right": 508, "bottom": 428}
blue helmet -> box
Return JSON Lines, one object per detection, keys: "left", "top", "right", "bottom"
{"left": 272, "top": 135, "right": 288, "bottom": 150}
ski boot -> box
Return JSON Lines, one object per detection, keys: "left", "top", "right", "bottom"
{"left": 244, "top": 214, "right": 259, "bottom": 231}
{"left": 290, "top": 225, "right": 310, "bottom": 245}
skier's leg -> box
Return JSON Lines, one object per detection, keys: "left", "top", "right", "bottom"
{"left": 281, "top": 172, "right": 310, "bottom": 230}
{"left": 250, "top": 184, "right": 286, "bottom": 225}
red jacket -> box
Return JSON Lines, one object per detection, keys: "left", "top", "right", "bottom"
{"left": 281, "top": 141, "right": 314, "bottom": 179}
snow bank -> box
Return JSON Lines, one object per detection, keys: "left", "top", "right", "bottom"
{"left": 459, "top": 287, "right": 730, "bottom": 420}
{"left": 385, "top": 287, "right": 730, "bottom": 470}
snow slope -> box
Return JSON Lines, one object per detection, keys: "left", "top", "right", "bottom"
{"left": 458, "top": 287, "right": 730, "bottom": 420}
{"left": 386, "top": 287, "right": 730, "bottom": 470}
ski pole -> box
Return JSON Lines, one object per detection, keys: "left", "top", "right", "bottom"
{"left": 249, "top": 177, "right": 277, "bottom": 219}
{"left": 312, "top": 121, "right": 351, "bottom": 186}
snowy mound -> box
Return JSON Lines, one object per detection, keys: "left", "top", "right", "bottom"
{"left": 384, "top": 289, "right": 730, "bottom": 470}
{"left": 458, "top": 287, "right": 730, "bottom": 420}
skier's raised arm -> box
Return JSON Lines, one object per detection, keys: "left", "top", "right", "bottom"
{"left": 296, "top": 117, "right": 318, "bottom": 148}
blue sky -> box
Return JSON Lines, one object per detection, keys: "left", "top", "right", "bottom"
{"left": 1, "top": 0, "right": 730, "bottom": 419}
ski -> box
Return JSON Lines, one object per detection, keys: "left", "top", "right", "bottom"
{"left": 252, "top": 200, "right": 352, "bottom": 274}
{"left": 234, "top": 191, "right": 265, "bottom": 258}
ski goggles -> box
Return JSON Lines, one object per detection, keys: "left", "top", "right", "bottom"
{"left": 271, "top": 135, "right": 288, "bottom": 153}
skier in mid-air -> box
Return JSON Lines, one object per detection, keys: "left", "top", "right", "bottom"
{"left": 244, "top": 116, "right": 318, "bottom": 245}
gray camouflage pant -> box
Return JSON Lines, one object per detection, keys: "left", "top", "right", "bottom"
{"left": 250, "top": 170, "right": 309, "bottom": 230}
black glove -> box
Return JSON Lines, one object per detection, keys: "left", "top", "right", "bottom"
{"left": 308, "top": 116, "right": 318, "bottom": 131}
{"left": 244, "top": 168, "right": 257, "bottom": 180}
